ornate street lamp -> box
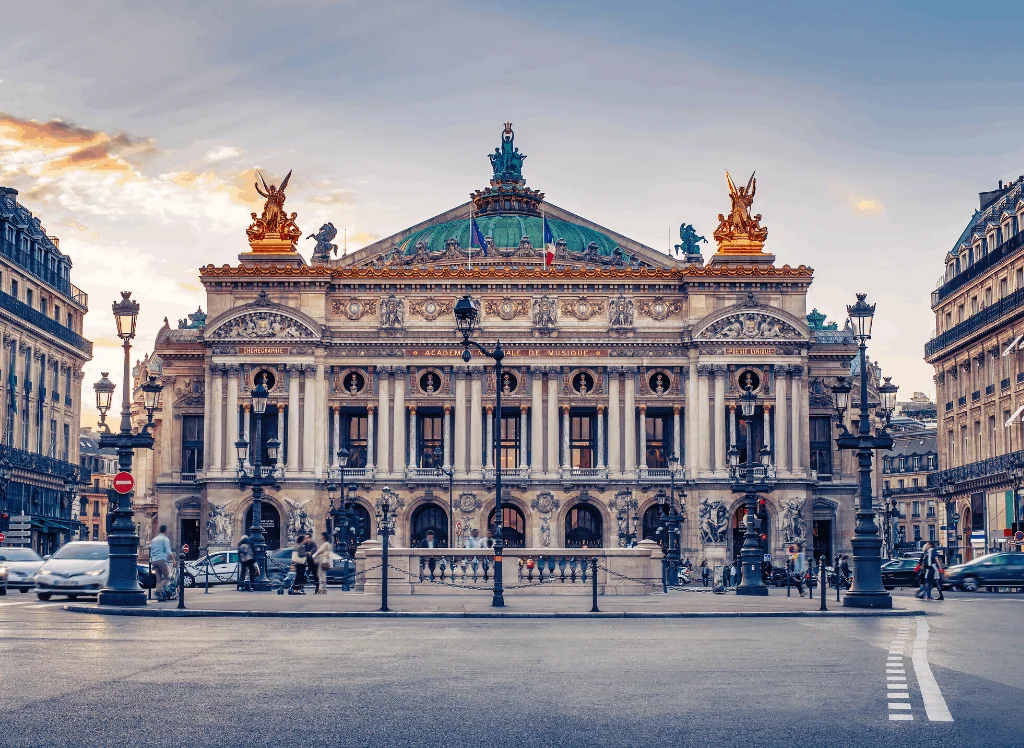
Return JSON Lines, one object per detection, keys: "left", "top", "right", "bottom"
{"left": 833, "top": 293, "right": 895, "bottom": 609}
{"left": 454, "top": 293, "right": 506, "bottom": 607}
{"left": 433, "top": 444, "right": 455, "bottom": 547}
{"left": 235, "top": 373, "right": 279, "bottom": 591}
{"left": 657, "top": 453, "right": 685, "bottom": 586}
{"left": 327, "top": 447, "right": 357, "bottom": 590}
{"left": 376, "top": 486, "right": 397, "bottom": 612}
{"left": 616, "top": 490, "right": 640, "bottom": 548}
{"left": 95, "top": 291, "right": 163, "bottom": 607}
{"left": 731, "top": 382, "right": 771, "bottom": 595}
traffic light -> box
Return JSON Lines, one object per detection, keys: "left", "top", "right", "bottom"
{"left": 0, "top": 512, "right": 8, "bottom": 533}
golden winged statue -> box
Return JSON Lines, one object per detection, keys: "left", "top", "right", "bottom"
{"left": 713, "top": 170, "right": 768, "bottom": 249}
{"left": 246, "top": 169, "right": 301, "bottom": 245}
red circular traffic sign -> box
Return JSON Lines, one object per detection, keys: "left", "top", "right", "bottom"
{"left": 1015, "top": 531, "right": 1023, "bottom": 542}
{"left": 182, "top": 544, "right": 190, "bottom": 554}
{"left": 0, "top": 532, "right": 5, "bottom": 543}
{"left": 112, "top": 472, "right": 135, "bottom": 494}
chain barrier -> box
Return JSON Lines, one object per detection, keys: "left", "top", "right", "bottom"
{"left": 597, "top": 562, "right": 731, "bottom": 594}
{"left": 383, "top": 562, "right": 569, "bottom": 592}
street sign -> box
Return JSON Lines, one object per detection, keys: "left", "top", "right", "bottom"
{"left": 952, "top": 513, "right": 961, "bottom": 523}
{"left": 1016, "top": 531, "right": 1024, "bottom": 542}
{"left": 788, "top": 545, "right": 797, "bottom": 554}
{"left": 0, "top": 532, "right": 5, "bottom": 543}
{"left": 182, "top": 544, "right": 189, "bottom": 555}
{"left": 112, "top": 472, "right": 134, "bottom": 494}
{"left": 940, "top": 525, "right": 948, "bottom": 530}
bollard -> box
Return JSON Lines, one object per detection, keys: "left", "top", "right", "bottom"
{"left": 177, "top": 547, "right": 186, "bottom": 610}
{"left": 590, "top": 558, "right": 599, "bottom": 613}
{"left": 836, "top": 566, "right": 841, "bottom": 603}
{"left": 205, "top": 547, "right": 210, "bottom": 593}
{"left": 380, "top": 527, "right": 390, "bottom": 613}
{"left": 808, "top": 568, "right": 813, "bottom": 600}
{"left": 786, "top": 558, "right": 791, "bottom": 598}
{"left": 147, "top": 560, "right": 153, "bottom": 601}
{"left": 818, "top": 556, "right": 827, "bottom": 612}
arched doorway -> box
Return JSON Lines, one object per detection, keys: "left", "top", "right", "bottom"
{"left": 244, "top": 501, "right": 281, "bottom": 550}
{"left": 351, "top": 504, "right": 372, "bottom": 546}
{"left": 410, "top": 503, "right": 448, "bottom": 547}
{"left": 642, "top": 505, "right": 663, "bottom": 545}
{"left": 565, "top": 504, "right": 603, "bottom": 548}
{"left": 487, "top": 506, "right": 527, "bottom": 547}
{"left": 731, "top": 501, "right": 770, "bottom": 561}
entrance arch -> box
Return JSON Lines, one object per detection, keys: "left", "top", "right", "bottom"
{"left": 641, "top": 505, "right": 663, "bottom": 545}
{"left": 410, "top": 503, "right": 448, "bottom": 547}
{"left": 730, "top": 501, "right": 770, "bottom": 561}
{"left": 565, "top": 504, "right": 603, "bottom": 548}
{"left": 488, "top": 506, "right": 527, "bottom": 548}
{"left": 244, "top": 501, "right": 282, "bottom": 550}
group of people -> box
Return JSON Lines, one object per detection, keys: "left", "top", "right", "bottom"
{"left": 285, "top": 532, "right": 334, "bottom": 595}
{"left": 915, "top": 541, "right": 945, "bottom": 601}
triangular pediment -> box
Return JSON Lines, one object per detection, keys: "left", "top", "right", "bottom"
{"left": 694, "top": 299, "right": 809, "bottom": 342}
{"left": 203, "top": 290, "right": 322, "bottom": 341}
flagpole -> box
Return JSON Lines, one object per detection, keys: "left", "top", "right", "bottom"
{"left": 469, "top": 204, "right": 473, "bottom": 270}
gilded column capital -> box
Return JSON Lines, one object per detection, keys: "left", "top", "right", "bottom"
{"left": 485, "top": 404, "right": 494, "bottom": 414}
{"left": 638, "top": 404, "right": 647, "bottom": 414}
{"left": 596, "top": 405, "right": 606, "bottom": 414}
{"left": 560, "top": 404, "right": 570, "bottom": 414}
{"left": 444, "top": 405, "right": 452, "bottom": 414}
{"left": 673, "top": 405, "right": 681, "bottom": 414}
{"left": 520, "top": 404, "right": 529, "bottom": 413}
{"left": 242, "top": 403, "right": 251, "bottom": 412}
{"left": 366, "top": 404, "right": 376, "bottom": 413}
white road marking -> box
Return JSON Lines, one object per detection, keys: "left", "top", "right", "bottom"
{"left": 890, "top": 714, "right": 914, "bottom": 721}
{"left": 912, "top": 618, "right": 953, "bottom": 722}
{"left": 0, "top": 601, "right": 34, "bottom": 607}
{"left": 888, "top": 684, "right": 909, "bottom": 690}
{"left": 889, "top": 703, "right": 912, "bottom": 710}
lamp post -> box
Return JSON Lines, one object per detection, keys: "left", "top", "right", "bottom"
{"left": 937, "top": 478, "right": 958, "bottom": 564}
{"left": 1008, "top": 457, "right": 1024, "bottom": 551}
{"left": 832, "top": 293, "right": 896, "bottom": 609}
{"left": 63, "top": 469, "right": 80, "bottom": 547}
{"left": 616, "top": 490, "right": 640, "bottom": 548}
{"left": 657, "top": 453, "right": 685, "bottom": 586}
{"left": 376, "top": 486, "right": 397, "bottom": 612}
{"left": 730, "top": 382, "right": 771, "bottom": 595}
{"left": 454, "top": 294, "right": 505, "bottom": 607}
{"left": 233, "top": 374, "right": 281, "bottom": 591}
{"left": 94, "top": 292, "right": 163, "bottom": 607}
{"left": 433, "top": 444, "right": 455, "bottom": 547}
{"left": 328, "top": 447, "right": 357, "bottom": 590}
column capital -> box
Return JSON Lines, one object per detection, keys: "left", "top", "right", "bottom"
{"left": 226, "top": 364, "right": 241, "bottom": 375}
{"left": 673, "top": 404, "right": 681, "bottom": 414}
{"left": 332, "top": 405, "right": 340, "bottom": 414}
{"left": 454, "top": 369, "right": 469, "bottom": 380}
{"left": 711, "top": 364, "right": 729, "bottom": 376}
{"left": 301, "top": 364, "right": 317, "bottom": 376}
{"left": 287, "top": 363, "right": 302, "bottom": 374}
{"left": 638, "top": 404, "right": 647, "bottom": 414}
{"left": 788, "top": 365, "right": 805, "bottom": 379}
{"left": 560, "top": 404, "right": 570, "bottom": 414}
{"left": 444, "top": 405, "right": 452, "bottom": 414}
{"left": 596, "top": 405, "right": 606, "bottom": 414}
{"left": 773, "top": 363, "right": 790, "bottom": 376}
{"left": 520, "top": 404, "right": 529, "bottom": 413}
{"left": 392, "top": 365, "right": 408, "bottom": 375}
{"left": 764, "top": 402, "right": 773, "bottom": 411}
{"left": 409, "top": 404, "right": 417, "bottom": 413}
{"left": 696, "top": 364, "right": 714, "bottom": 376}
{"left": 242, "top": 403, "right": 251, "bottom": 411}
{"left": 485, "top": 404, "right": 494, "bottom": 414}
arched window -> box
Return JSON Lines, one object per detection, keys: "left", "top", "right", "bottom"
{"left": 487, "top": 506, "right": 527, "bottom": 548}
{"left": 410, "top": 503, "right": 448, "bottom": 547}
{"left": 565, "top": 504, "right": 603, "bottom": 548}
{"left": 641, "top": 505, "right": 663, "bottom": 544}
{"left": 351, "top": 504, "right": 372, "bottom": 546}
{"left": 244, "top": 501, "right": 281, "bottom": 551}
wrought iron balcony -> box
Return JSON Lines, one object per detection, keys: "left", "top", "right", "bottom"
{"left": 1001, "top": 378, "right": 1011, "bottom": 390}
{"left": 0, "top": 443, "right": 85, "bottom": 482}
{"left": 985, "top": 384, "right": 995, "bottom": 396}
{"left": 932, "top": 230, "right": 1024, "bottom": 305}
{"left": 972, "top": 390, "right": 981, "bottom": 402}
{"left": 0, "top": 235, "right": 87, "bottom": 307}
{"left": 945, "top": 401, "right": 953, "bottom": 412}
{"left": 926, "top": 285, "right": 1024, "bottom": 357}
{"left": 0, "top": 291, "right": 93, "bottom": 356}
{"left": 958, "top": 396, "right": 967, "bottom": 407}
{"left": 933, "top": 448, "right": 1024, "bottom": 490}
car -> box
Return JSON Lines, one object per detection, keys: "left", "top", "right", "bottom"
{"left": 944, "top": 552, "right": 1024, "bottom": 592}
{"left": 182, "top": 551, "right": 241, "bottom": 588}
{"left": 881, "top": 557, "right": 922, "bottom": 589}
{"left": 34, "top": 541, "right": 109, "bottom": 600}
{"left": 0, "top": 562, "right": 7, "bottom": 595}
{"left": 266, "top": 548, "right": 354, "bottom": 587}
{"left": 0, "top": 547, "right": 44, "bottom": 592}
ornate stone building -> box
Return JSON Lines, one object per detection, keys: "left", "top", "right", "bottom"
{"left": 135, "top": 126, "right": 863, "bottom": 566}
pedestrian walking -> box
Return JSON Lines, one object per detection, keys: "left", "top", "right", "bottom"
{"left": 289, "top": 534, "right": 309, "bottom": 595}
{"left": 150, "top": 525, "right": 173, "bottom": 600}
{"left": 733, "top": 558, "right": 742, "bottom": 586}
{"left": 465, "top": 528, "right": 481, "bottom": 549}
{"left": 916, "top": 542, "right": 939, "bottom": 601}
{"left": 791, "top": 550, "right": 806, "bottom": 597}
{"left": 312, "top": 532, "right": 333, "bottom": 595}
{"left": 700, "top": 559, "right": 710, "bottom": 587}
{"left": 237, "top": 535, "right": 258, "bottom": 591}
{"left": 722, "top": 563, "right": 732, "bottom": 588}
{"left": 303, "top": 534, "right": 320, "bottom": 594}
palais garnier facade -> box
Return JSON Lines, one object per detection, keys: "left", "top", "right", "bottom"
{"left": 129, "top": 124, "right": 861, "bottom": 564}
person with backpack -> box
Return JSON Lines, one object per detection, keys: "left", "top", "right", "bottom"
{"left": 237, "top": 535, "right": 258, "bottom": 591}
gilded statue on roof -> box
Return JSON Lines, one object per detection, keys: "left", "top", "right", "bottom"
{"left": 247, "top": 169, "right": 302, "bottom": 245}
{"left": 713, "top": 171, "right": 768, "bottom": 252}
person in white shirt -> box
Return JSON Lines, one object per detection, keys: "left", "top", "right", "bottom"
{"left": 464, "top": 528, "right": 481, "bottom": 549}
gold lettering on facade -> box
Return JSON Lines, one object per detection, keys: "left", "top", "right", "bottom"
{"left": 239, "top": 347, "right": 289, "bottom": 355}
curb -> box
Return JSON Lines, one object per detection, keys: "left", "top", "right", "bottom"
{"left": 63, "top": 604, "right": 926, "bottom": 619}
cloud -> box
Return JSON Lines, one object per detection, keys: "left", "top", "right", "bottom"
{"left": 204, "top": 145, "right": 243, "bottom": 162}
{"left": 849, "top": 196, "right": 885, "bottom": 216}
{"left": 310, "top": 188, "right": 354, "bottom": 206}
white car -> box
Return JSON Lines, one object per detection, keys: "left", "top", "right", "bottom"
{"left": 183, "top": 551, "right": 240, "bottom": 587}
{"left": 34, "top": 541, "right": 109, "bottom": 600}
{"left": 0, "top": 547, "right": 45, "bottom": 592}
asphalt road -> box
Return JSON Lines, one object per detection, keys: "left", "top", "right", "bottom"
{"left": 0, "top": 590, "right": 1021, "bottom": 747}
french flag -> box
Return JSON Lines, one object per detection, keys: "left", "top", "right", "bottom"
{"left": 543, "top": 216, "right": 555, "bottom": 267}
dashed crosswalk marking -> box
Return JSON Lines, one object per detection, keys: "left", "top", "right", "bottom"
{"left": 886, "top": 620, "right": 915, "bottom": 721}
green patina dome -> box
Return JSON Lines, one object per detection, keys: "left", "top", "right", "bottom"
{"left": 398, "top": 214, "right": 620, "bottom": 256}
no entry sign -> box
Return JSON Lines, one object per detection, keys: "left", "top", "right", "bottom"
{"left": 112, "top": 471, "right": 135, "bottom": 494}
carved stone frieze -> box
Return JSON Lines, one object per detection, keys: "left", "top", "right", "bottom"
{"left": 637, "top": 297, "right": 682, "bottom": 321}
{"left": 332, "top": 298, "right": 377, "bottom": 320}
{"left": 408, "top": 297, "right": 453, "bottom": 321}
{"left": 608, "top": 295, "right": 634, "bottom": 328}
{"left": 209, "top": 312, "right": 315, "bottom": 340}
{"left": 560, "top": 296, "right": 604, "bottom": 321}
{"left": 700, "top": 312, "right": 802, "bottom": 341}
{"left": 484, "top": 297, "right": 530, "bottom": 321}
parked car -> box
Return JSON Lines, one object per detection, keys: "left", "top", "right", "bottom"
{"left": 182, "top": 551, "right": 240, "bottom": 588}
{"left": 945, "top": 552, "right": 1024, "bottom": 592}
{"left": 0, "top": 547, "right": 45, "bottom": 592}
{"left": 265, "top": 548, "right": 353, "bottom": 586}
{"left": 34, "top": 541, "right": 109, "bottom": 600}
{"left": 882, "top": 557, "right": 922, "bottom": 590}
{"left": 0, "top": 562, "right": 7, "bottom": 595}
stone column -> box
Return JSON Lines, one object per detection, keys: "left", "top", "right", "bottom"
{"left": 485, "top": 404, "right": 495, "bottom": 470}
{"left": 332, "top": 406, "right": 341, "bottom": 467}
{"left": 624, "top": 369, "right": 637, "bottom": 475}
{"left": 315, "top": 362, "right": 327, "bottom": 477}
{"left": 408, "top": 405, "right": 418, "bottom": 471}
{"left": 287, "top": 364, "right": 300, "bottom": 473}
{"left": 531, "top": 369, "right": 544, "bottom": 475}
{"left": 607, "top": 369, "right": 621, "bottom": 474}
{"left": 638, "top": 405, "right": 648, "bottom": 471}
{"left": 713, "top": 364, "right": 727, "bottom": 474}
{"left": 561, "top": 405, "right": 570, "bottom": 470}
{"left": 277, "top": 403, "right": 285, "bottom": 464}
{"left": 470, "top": 370, "right": 483, "bottom": 475}
{"left": 790, "top": 365, "right": 804, "bottom": 474}
{"left": 302, "top": 365, "right": 316, "bottom": 473}
{"left": 392, "top": 367, "right": 406, "bottom": 475}
{"left": 210, "top": 365, "right": 224, "bottom": 473}
{"left": 774, "top": 365, "right": 789, "bottom": 474}
{"left": 242, "top": 404, "right": 252, "bottom": 469}
{"left": 546, "top": 370, "right": 559, "bottom": 476}
{"left": 442, "top": 406, "right": 452, "bottom": 472}
{"left": 596, "top": 405, "right": 606, "bottom": 469}
{"left": 763, "top": 404, "right": 772, "bottom": 454}
{"left": 729, "top": 406, "right": 737, "bottom": 448}
{"left": 685, "top": 360, "right": 698, "bottom": 478}
{"left": 160, "top": 375, "right": 173, "bottom": 477}
{"left": 519, "top": 406, "right": 529, "bottom": 471}
{"left": 366, "top": 404, "right": 376, "bottom": 471}
{"left": 454, "top": 371, "right": 467, "bottom": 476}
{"left": 226, "top": 365, "right": 239, "bottom": 461}
{"left": 673, "top": 405, "right": 681, "bottom": 466}
{"left": 697, "top": 364, "right": 712, "bottom": 474}
{"left": 203, "top": 361, "right": 212, "bottom": 475}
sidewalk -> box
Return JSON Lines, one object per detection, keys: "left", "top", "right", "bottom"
{"left": 64, "top": 585, "right": 929, "bottom": 618}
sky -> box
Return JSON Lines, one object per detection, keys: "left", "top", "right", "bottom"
{"left": 2, "top": 0, "right": 1023, "bottom": 423}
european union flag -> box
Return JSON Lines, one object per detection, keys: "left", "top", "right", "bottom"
{"left": 472, "top": 217, "right": 489, "bottom": 256}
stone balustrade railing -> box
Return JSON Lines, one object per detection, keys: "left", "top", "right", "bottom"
{"left": 355, "top": 540, "right": 665, "bottom": 595}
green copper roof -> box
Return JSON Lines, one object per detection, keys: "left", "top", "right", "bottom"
{"left": 397, "top": 214, "right": 620, "bottom": 256}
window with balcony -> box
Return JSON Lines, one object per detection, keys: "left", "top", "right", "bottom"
{"left": 809, "top": 416, "right": 832, "bottom": 477}
{"left": 92, "top": 525, "right": 99, "bottom": 541}
{"left": 181, "top": 415, "right": 204, "bottom": 476}
{"left": 25, "top": 289, "right": 32, "bottom": 308}
{"left": 898, "top": 479, "right": 905, "bottom": 489}
{"left": 62, "top": 423, "right": 69, "bottom": 461}
{"left": 20, "top": 396, "right": 29, "bottom": 451}
{"left": 913, "top": 525, "right": 921, "bottom": 541}
{"left": 416, "top": 413, "right": 443, "bottom": 468}
{"left": 928, "top": 525, "right": 936, "bottom": 542}
{"left": 48, "top": 418, "right": 55, "bottom": 458}
{"left": 92, "top": 500, "right": 100, "bottom": 517}
{"left": 570, "top": 413, "right": 595, "bottom": 469}
{"left": 1018, "top": 268, "right": 1024, "bottom": 290}
{"left": 499, "top": 411, "right": 520, "bottom": 470}
{"left": 912, "top": 477, "right": 919, "bottom": 487}
{"left": 645, "top": 412, "right": 672, "bottom": 468}
{"left": 1001, "top": 278, "right": 1009, "bottom": 298}
{"left": 926, "top": 501, "right": 936, "bottom": 518}
{"left": 912, "top": 501, "right": 920, "bottom": 518}
{"left": 339, "top": 412, "right": 368, "bottom": 469}
{"left": 10, "top": 279, "right": 17, "bottom": 299}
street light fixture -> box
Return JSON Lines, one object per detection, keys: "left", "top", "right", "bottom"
{"left": 327, "top": 446, "right": 355, "bottom": 589}
{"left": 433, "top": 444, "right": 455, "bottom": 547}
{"left": 96, "top": 291, "right": 163, "bottom": 607}
{"left": 658, "top": 453, "right": 685, "bottom": 586}
{"left": 732, "top": 382, "right": 771, "bottom": 596}
{"left": 832, "top": 292, "right": 894, "bottom": 609}
{"left": 235, "top": 373, "right": 279, "bottom": 590}
{"left": 454, "top": 293, "right": 506, "bottom": 607}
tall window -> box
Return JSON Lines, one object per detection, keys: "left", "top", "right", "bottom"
{"left": 10, "top": 279, "right": 17, "bottom": 298}
{"left": 499, "top": 412, "right": 519, "bottom": 469}
{"left": 48, "top": 418, "right": 56, "bottom": 457}
{"left": 809, "top": 416, "right": 833, "bottom": 476}
{"left": 417, "top": 413, "right": 443, "bottom": 468}
{"left": 181, "top": 415, "right": 204, "bottom": 475}
{"left": 62, "top": 423, "right": 69, "bottom": 461}
{"left": 21, "top": 395, "right": 29, "bottom": 451}
{"left": 565, "top": 504, "right": 603, "bottom": 547}
{"left": 645, "top": 412, "right": 671, "bottom": 468}
{"left": 340, "top": 413, "right": 368, "bottom": 468}
{"left": 570, "top": 413, "right": 595, "bottom": 468}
